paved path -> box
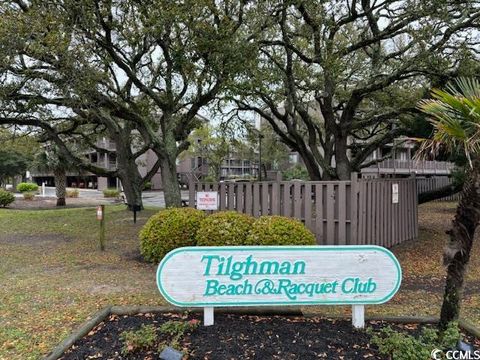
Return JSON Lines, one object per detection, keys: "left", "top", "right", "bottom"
{"left": 27, "top": 187, "right": 190, "bottom": 208}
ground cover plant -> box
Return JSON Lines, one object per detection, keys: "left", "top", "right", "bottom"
{"left": 1, "top": 202, "right": 480, "bottom": 359}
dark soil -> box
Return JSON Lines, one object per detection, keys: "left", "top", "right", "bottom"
{"left": 60, "top": 313, "right": 478, "bottom": 360}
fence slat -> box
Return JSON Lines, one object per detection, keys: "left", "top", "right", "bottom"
{"left": 293, "top": 182, "right": 302, "bottom": 219}
{"left": 338, "top": 182, "right": 346, "bottom": 245}
{"left": 253, "top": 183, "right": 260, "bottom": 216}
{"left": 326, "top": 184, "right": 335, "bottom": 245}
{"left": 304, "top": 183, "right": 313, "bottom": 231}
{"left": 315, "top": 184, "right": 323, "bottom": 244}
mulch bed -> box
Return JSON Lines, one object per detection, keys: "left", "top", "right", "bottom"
{"left": 59, "top": 312, "right": 479, "bottom": 360}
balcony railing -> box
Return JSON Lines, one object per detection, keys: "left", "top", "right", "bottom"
{"left": 361, "top": 159, "right": 455, "bottom": 174}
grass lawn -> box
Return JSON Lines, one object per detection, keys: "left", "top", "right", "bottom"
{"left": 0, "top": 205, "right": 163, "bottom": 360}
{"left": 0, "top": 202, "right": 479, "bottom": 359}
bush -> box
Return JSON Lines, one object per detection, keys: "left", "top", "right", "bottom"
{"left": 368, "top": 322, "right": 460, "bottom": 360}
{"left": 245, "top": 216, "right": 316, "bottom": 245}
{"left": 142, "top": 181, "right": 152, "bottom": 190}
{"left": 0, "top": 189, "right": 15, "bottom": 207}
{"left": 282, "top": 165, "right": 309, "bottom": 181}
{"left": 103, "top": 188, "right": 120, "bottom": 198}
{"left": 139, "top": 207, "right": 206, "bottom": 263}
{"left": 196, "top": 211, "right": 254, "bottom": 246}
{"left": 66, "top": 189, "right": 79, "bottom": 198}
{"left": 120, "top": 324, "right": 157, "bottom": 355}
{"left": 23, "top": 192, "right": 35, "bottom": 200}
{"left": 16, "top": 182, "right": 39, "bottom": 193}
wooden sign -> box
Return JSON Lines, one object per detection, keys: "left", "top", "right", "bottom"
{"left": 157, "top": 246, "right": 402, "bottom": 327}
{"left": 196, "top": 191, "right": 219, "bottom": 210}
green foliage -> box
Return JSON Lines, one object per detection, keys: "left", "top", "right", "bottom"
{"left": 142, "top": 182, "right": 152, "bottom": 191}
{"left": 0, "top": 189, "right": 15, "bottom": 207}
{"left": 66, "top": 189, "right": 79, "bottom": 198}
{"left": 282, "top": 165, "right": 310, "bottom": 181}
{"left": 102, "top": 188, "right": 120, "bottom": 198}
{"left": 22, "top": 192, "right": 35, "bottom": 200}
{"left": 369, "top": 322, "right": 460, "bottom": 360}
{"left": 139, "top": 207, "right": 206, "bottom": 263}
{"left": 246, "top": 216, "right": 316, "bottom": 245}
{"left": 16, "top": 183, "right": 38, "bottom": 193}
{"left": 159, "top": 319, "right": 200, "bottom": 349}
{"left": 120, "top": 324, "right": 157, "bottom": 355}
{"left": 196, "top": 211, "right": 254, "bottom": 246}
{"left": 0, "top": 150, "right": 29, "bottom": 185}
{"left": 417, "top": 78, "right": 480, "bottom": 165}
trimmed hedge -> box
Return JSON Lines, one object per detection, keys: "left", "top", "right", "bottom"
{"left": 139, "top": 207, "right": 206, "bottom": 263}
{"left": 245, "top": 215, "right": 316, "bottom": 246}
{"left": 16, "top": 182, "right": 39, "bottom": 193}
{"left": 103, "top": 188, "right": 120, "bottom": 198}
{"left": 196, "top": 211, "right": 254, "bottom": 246}
{"left": 0, "top": 189, "right": 15, "bottom": 207}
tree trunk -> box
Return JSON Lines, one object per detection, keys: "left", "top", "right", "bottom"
{"left": 439, "top": 162, "right": 480, "bottom": 329}
{"left": 335, "top": 135, "right": 351, "bottom": 180}
{"left": 54, "top": 169, "right": 67, "bottom": 207}
{"left": 418, "top": 181, "right": 463, "bottom": 204}
{"left": 114, "top": 136, "right": 144, "bottom": 210}
{"left": 120, "top": 172, "right": 143, "bottom": 210}
{"left": 160, "top": 155, "right": 182, "bottom": 207}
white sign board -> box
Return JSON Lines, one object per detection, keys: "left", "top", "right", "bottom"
{"left": 196, "top": 191, "right": 219, "bottom": 210}
{"left": 392, "top": 183, "right": 399, "bottom": 204}
{"left": 157, "top": 246, "right": 401, "bottom": 327}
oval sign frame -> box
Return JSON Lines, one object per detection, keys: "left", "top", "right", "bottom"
{"left": 157, "top": 245, "right": 402, "bottom": 307}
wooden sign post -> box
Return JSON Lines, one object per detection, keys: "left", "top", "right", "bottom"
{"left": 157, "top": 246, "right": 402, "bottom": 328}
{"left": 96, "top": 205, "right": 105, "bottom": 251}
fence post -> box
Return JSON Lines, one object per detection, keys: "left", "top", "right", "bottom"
{"left": 188, "top": 175, "right": 195, "bottom": 208}
{"left": 350, "top": 172, "right": 358, "bottom": 245}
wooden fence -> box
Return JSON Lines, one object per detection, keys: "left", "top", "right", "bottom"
{"left": 416, "top": 176, "right": 460, "bottom": 201}
{"left": 189, "top": 175, "right": 418, "bottom": 248}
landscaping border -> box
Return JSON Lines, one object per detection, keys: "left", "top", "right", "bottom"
{"left": 43, "top": 306, "right": 480, "bottom": 360}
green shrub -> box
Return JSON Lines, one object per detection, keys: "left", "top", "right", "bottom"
{"left": 282, "top": 165, "right": 309, "bottom": 181}
{"left": 140, "top": 207, "right": 206, "bottom": 263}
{"left": 23, "top": 192, "right": 35, "bottom": 200}
{"left": 196, "top": 211, "right": 254, "bottom": 246}
{"left": 369, "top": 322, "right": 460, "bottom": 360}
{"left": 159, "top": 319, "right": 200, "bottom": 349}
{"left": 120, "top": 324, "right": 157, "bottom": 355}
{"left": 245, "top": 216, "right": 316, "bottom": 245}
{"left": 142, "top": 181, "right": 152, "bottom": 190}
{"left": 103, "top": 188, "right": 120, "bottom": 198}
{"left": 66, "top": 189, "right": 79, "bottom": 198}
{"left": 0, "top": 189, "right": 15, "bottom": 207}
{"left": 16, "top": 182, "right": 39, "bottom": 193}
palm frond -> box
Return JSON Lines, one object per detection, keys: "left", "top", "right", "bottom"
{"left": 416, "top": 77, "right": 480, "bottom": 167}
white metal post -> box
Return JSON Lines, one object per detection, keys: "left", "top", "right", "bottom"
{"left": 352, "top": 305, "right": 365, "bottom": 329}
{"left": 42, "top": 182, "right": 45, "bottom": 196}
{"left": 204, "top": 307, "right": 214, "bottom": 326}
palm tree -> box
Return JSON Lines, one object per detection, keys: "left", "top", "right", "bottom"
{"left": 33, "top": 147, "right": 77, "bottom": 206}
{"left": 417, "top": 78, "right": 480, "bottom": 329}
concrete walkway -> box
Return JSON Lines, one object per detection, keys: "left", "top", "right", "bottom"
{"left": 21, "top": 187, "right": 190, "bottom": 208}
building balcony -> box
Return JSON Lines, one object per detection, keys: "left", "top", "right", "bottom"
{"left": 361, "top": 159, "right": 455, "bottom": 175}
